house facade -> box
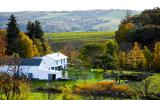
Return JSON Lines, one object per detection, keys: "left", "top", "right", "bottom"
{"left": 0, "top": 52, "right": 68, "bottom": 80}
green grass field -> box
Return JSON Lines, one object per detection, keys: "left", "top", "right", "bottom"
{"left": 45, "top": 31, "right": 115, "bottom": 51}
{"left": 46, "top": 31, "right": 115, "bottom": 42}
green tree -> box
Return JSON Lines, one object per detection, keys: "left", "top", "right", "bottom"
{"left": 80, "top": 43, "right": 103, "bottom": 68}
{"left": 34, "top": 20, "right": 44, "bottom": 40}
{"left": 143, "top": 46, "right": 152, "bottom": 70}
{"left": 6, "top": 14, "right": 20, "bottom": 55}
{"left": 103, "top": 40, "right": 118, "bottom": 69}
{"left": 41, "top": 40, "right": 53, "bottom": 55}
{"left": 26, "top": 21, "right": 35, "bottom": 39}
{"left": 96, "top": 40, "right": 118, "bottom": 71}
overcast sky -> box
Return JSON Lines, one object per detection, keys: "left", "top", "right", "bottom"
{"left": 0, "top": 0, "right": 159, "bottom": 12}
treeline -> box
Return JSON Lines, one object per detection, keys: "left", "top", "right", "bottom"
{"left": 0, "top": 15, "right": 52, "bottom": 58}
{"left": 78, "top": 40, "right": 160, "bottom": 72}
{"left": 116, "top": 7, "right": 160, "bottom": 50}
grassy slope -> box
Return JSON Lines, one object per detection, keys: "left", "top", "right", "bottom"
{"left": 45, "top": 31, "right": 115, "bottom": 51}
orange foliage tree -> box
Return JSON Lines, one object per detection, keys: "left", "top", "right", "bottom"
{"left": 0, "top": 30, "right": 7, "bottom": 57}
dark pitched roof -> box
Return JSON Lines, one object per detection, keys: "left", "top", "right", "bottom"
{"left": 20, "top": 58, "right": 42, "bottom": 66}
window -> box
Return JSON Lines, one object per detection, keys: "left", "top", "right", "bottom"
{"left": 51, "top": 67, "right": 54, "bottom": 70}
{"left": 55, "top": 67, "right": 58, "bottom": 70}
{"left": 28, "top": 73, "right": 33, "bottom": 79}
{"left": 58, "top": 66, "right": 61, "bottom": 71}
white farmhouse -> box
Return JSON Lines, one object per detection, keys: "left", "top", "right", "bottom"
{"left": 0, "top": 52, "right": 68, "bottom": 80}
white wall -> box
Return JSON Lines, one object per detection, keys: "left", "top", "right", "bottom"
{"left": 0, "top": 56, "right": 68, "bottom": 80}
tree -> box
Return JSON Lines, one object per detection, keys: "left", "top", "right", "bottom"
{"left": 0, "top": 30, "right": 7, "bottom": 57}
{"left": 6, "top": 14, "right": 20, "bottom": 55}
{"left": 132, "top": 78, "right": 160, "bottom": 99}
{"left": 153, "top": 42, "right": 160, "bottom": 71}
{"left": 126, "top": 43, "right": 146, "bottom": 70}
{"left": 0, "top": 54, "right": 31, "bottom": 100}
{"left": 26, "top": 21, "right": 35, "bottom": 39}
{"left": 143, "top": 46, "right": 152, "bottom": 70}
{"left": 26, "top": 20, "right": 53, "bottom": 56}
{"left": 116, "top": 8, "right": 160, "bottom": 50}
{"left": 118, "top": 51, "right": 127, "bottom": 69}
{"left": 115, "top": 22, "right": 134, "bottom": 43}
{"left": 80, "top": 43, "right": 103, "bottom": 68}
{"left": 34, "top": 20, "right": 44, "bottom": 40}
{"left": 102, "top": 40, "right": 119, "bottom": 69}
{"left": 33, "top": 39, "right": 43, "bottom": 56}
{"left": 18, "top": 32, "right": 38, "bottom": 58}
{"left": 41, "top": 40, "right": 53, "bottom": 55}
{"left": 60, "top": 44, "right": 80, "bottom": 67}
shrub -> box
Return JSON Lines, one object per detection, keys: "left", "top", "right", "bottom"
{"left": 74, "top": 81, "right": 131, "bottom": 98}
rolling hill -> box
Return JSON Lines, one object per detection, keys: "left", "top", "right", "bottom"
{"left": 0, "top": 10, "right": 140, "bottom": 32}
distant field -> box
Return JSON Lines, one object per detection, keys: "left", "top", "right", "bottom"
{"left": 45, "top": 31, "right": 115, "bottom": 51}
{"left": 46, "top": 31, "right": 115, "bottom": 42}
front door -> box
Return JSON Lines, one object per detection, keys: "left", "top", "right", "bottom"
{"left": 48, "top": 74, "right": 56, "bottom": 80}
{"left": 28, "top": 73, "right": 33, "bottom": 79}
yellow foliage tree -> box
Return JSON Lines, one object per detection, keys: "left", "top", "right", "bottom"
{"left": 153, "top": 42, "right": 160, "bottom": 70}
{"left": 18, "top": 32, "right": 38, "bottom": 58}
{"left": 118, "top": 51, "right": 127, "bottom": 68}
{"left": 0, "top": 30, "right": 7, "bottom": 57}
{"left": 127, "top": 42, "right": 146, "bottom": 69}
{"left": 115, "top": 23, "right": 134, "bottom": 43}
{"left": 33, "top": 39, "right": 43, "bottom": 56}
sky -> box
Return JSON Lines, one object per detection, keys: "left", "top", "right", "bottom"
{"left": 0, "top": 0, "right": 160, "bottom": 12}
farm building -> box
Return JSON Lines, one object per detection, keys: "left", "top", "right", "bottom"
{"left": 0, "top": 52, "right": 68, "bottom": 80}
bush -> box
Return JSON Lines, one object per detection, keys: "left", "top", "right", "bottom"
{"left": 74, "top": 81, "right": 131, "bottom": 98}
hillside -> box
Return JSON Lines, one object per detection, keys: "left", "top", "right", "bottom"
{"left": 46, "top": 31, "right": 115, "bottom": 51}
{"left": 0, "top": 10, "right": 140, "bottom": 32}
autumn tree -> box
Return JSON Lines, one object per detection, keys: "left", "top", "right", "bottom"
{"left": 0, "top": 30, "right": 7, "bottom": 57}
{"left": 153, "top": 42, "right": 160, "bottom": 71}
{"left": 118, "top": 51, "right": 127, "bottom": 68}
{"left": 18, "top": 32, "right": 39, "bottom": 58}
{"left": 115, "top": 22, "right": 134, "bottom": 43}
{"left": 126, "top": 42, "right": 146, "bottom": 70}
{"left": 0, "top": 54, "right": 31, "bottom": 100}
{"left": 6, "top": 14, "right": 20, "bottom": 55}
